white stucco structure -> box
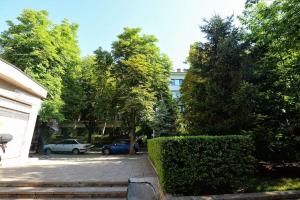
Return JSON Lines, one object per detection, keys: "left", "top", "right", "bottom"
{"left": 0, "top": 59, "right": 47, "bottom": 166}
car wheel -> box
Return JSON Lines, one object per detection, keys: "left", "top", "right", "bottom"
{"left": 103, "top": 149, "right": 110, "bottom": 155}
{"left": 72, "top": 148, "right": 79, "bottom": 155}
{"left": 45, "top": 148, "right": 52, "bottom": 155}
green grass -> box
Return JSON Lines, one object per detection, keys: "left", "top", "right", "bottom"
{"left": 243, "top": 177, "right": 300, "bottom": 192}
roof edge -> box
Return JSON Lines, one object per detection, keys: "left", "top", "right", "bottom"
{"left": 0, "top": 58, "right": 48, "bottom": 99}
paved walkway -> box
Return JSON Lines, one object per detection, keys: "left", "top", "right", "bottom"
{"left": 0, "top": 153, "right": 156, "bottom": 182}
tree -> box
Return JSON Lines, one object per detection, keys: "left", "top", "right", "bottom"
{"left": 65, "top": 50, "right": 115, "bottom": 143}
{"left": 152, "top": 54, "right": 178, "bottom": 135}
{"left": 240, "top": 0, "right": 300, "bottom": 161}
{"left": 79, "top": 56, "right": 99, "bottom": 143}
{"left": 61, "top": 63, "right": 85, "bottom": 126}
{"left": 152, "top": 95, "right": 178, "bottom": 135}
{"left": 93, "top": 47, "right": 116, "bottom": 136}
{"left": 0, "top": 9, "right": 81, "bottom": 152}
{"left": 111, "top": 28, "right": 174, "bottom": 154}
{"left": 181, "top": 15, "right": 254, "bottom": 134}
{"left": 62, "top": 47, "right": 116, "bottom": 143}
{"left": 0, "top": 9, "right": 80, "bottom": 122}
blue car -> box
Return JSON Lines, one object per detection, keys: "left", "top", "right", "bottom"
{"left": 102, "top": 140, "right": 139, "bottom": 155}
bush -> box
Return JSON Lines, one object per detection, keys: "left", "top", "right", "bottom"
{"left": 148, "top": 135, "right": 255, "bottom": 195}
{"left": 251, "top": 128, "right": 300, "bottom": 162}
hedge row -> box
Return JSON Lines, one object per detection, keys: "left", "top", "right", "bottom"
{"left": 148, "top": 135, "right": 255, "bottom": 195}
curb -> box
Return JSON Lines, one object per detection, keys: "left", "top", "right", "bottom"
{"left": 146, "top": 155, "right": 167, "bottom": 200}
{"left": 167, "top": 190, "right": 300, "bottom": 200}
{"left": 0, "top": 181, "right": 128, "bottom": 187}
{"left": 128, "top": 177, "right": 160, "bottom": 200}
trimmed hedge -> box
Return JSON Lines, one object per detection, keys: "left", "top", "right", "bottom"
{"left": 148, "top": 135, "right": 255, "bottom": 195}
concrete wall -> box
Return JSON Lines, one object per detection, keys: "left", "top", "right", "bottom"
{"left": 0, "top": 81, "right": 43, "bottom": 165}
{"left": 0, "top": 59, "right": 47, "bottom": 166}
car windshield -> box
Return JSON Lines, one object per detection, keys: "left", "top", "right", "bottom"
{"left": 76, "top": 139, "right": 84, "bottom": 144}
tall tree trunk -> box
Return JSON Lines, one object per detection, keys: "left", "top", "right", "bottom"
{"left": 87, "top": 127, "right": 93, "bottom": 143}
{"left": 85, "top": 121, "right": 96, "bottom": 143}
{"left": 129, "top": 123, "right": 136, "bottom": 155}
{"left": 37, "top": 121, "right": 48, "bottom": 154}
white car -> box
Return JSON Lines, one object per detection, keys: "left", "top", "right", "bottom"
{"left": 44, "top": 139, "right": 93, "bottom": 155}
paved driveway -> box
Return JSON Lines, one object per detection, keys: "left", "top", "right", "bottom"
{"left": 0, "top": 153, "right": 156, "bottom": 183}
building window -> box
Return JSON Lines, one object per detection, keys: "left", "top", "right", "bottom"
{"left": 172, "top": 91, "right": 181, "bottom": 99}
{"left": 178, "top": 79, "right": 183, "bottom": 85}
{"left": 179, "top": 105, "right": 184, "bottom": 113}
{"left": 170, "top": 79, "right": 175, "bottom": 86}
{"left": 171, "top": 79, "right": 183, "bottom": 86}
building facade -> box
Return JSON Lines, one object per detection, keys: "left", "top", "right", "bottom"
{"left": 169, "top": 68, "right": 187, "bottom": 112}
{"left": 0, "top": 59, "right": 47, "bottom": 166}
{"left": 170, "top": 69, "right": 187, "bottom": 99}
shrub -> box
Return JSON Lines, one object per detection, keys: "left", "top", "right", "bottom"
{"left": 148, "top": 135, "right": 255, "bottom": 195}
{"left": 251, "top": 128, "right": 300, "bottom": 162}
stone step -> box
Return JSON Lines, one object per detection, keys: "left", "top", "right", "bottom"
{"left": 0, "top": 186, "right": 128, "bottom": 199}
{"left": 0, "top": 181, "right": 128, "bottom": 187}
{"left": 3, "top": 199, "right": 126, "bottom": 200}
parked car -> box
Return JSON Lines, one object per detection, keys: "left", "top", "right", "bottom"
{"left": 102, "top": 140, "right": 139, "bottom": 155}
{"left": 44, "top": 139, "right": 93, "bottom": 155}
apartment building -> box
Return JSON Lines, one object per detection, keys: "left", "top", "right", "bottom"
{"left": 169, "top": 68, "right": 187, "bottom": 112}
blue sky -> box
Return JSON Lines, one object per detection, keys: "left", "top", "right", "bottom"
{"left": 0, "top": 0, "right": 246, "bottom": 69}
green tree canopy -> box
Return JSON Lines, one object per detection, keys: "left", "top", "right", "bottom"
{"left": 0, "top": 9, "right": 80, "bottom": 122}
{"left": 240, "top": 0, "right": 300, "bottom": 161}
{"left": 111, "top": 27, "right": 174, "bottom": 153}
{"left": 181, "top": 15, "right": 254, "bottom": 134}
{"left": 62, "top": 49, "right": 116, "bottom": 143}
